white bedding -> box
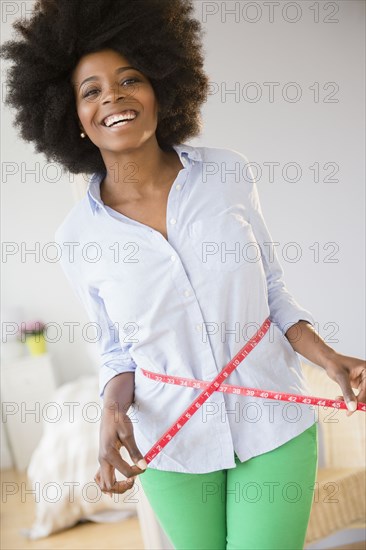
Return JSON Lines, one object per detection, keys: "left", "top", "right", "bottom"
{"left": 21, "top": 375, "right": 138, "bottom": 540}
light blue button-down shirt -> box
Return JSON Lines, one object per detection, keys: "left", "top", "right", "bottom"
{"left": 54, "top": 143, "right": 317, "bottom": 474}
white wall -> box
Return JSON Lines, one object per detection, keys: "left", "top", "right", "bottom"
{"left": 1, "top": 2, "right": 364, "bottom": 391}
{"left": 197, "top": 0, "right": 365, "bottom": 360}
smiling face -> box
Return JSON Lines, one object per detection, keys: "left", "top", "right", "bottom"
{"left": 71, "top": 48, "right": 159, "bottom": 155}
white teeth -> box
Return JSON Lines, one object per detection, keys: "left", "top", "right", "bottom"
{"left": 103, "top": 110, "right": 137, "bottom": 127}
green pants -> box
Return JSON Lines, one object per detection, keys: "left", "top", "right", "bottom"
{"left": 140, "top": 423, "right": 318, "bottom": 550}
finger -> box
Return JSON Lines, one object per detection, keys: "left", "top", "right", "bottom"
{"left": 333, "top": 395, "right": 354, "bottom": 417}
{"left": 335, "top": 371, "right": 357, "bottom": 413}
{"left": 102, "top": 476, "right": 137, "bottom": 496}
{"left": 94, "top": 467, "right": 114, "bottom": 498}
{"left": 95, "top": 463, "right": 115, "bottom": 495}
{"left": 94, "top": 468, "right": 101, "bottom": 484}
{"left": 121, "top": 433, "right": 148, "bottom": 472}
{"left": 94, "top": 467, "right": 109, "bottom": 490}
{"left": 333, "top": 397, "right": 355, "bottom": 417}
{"left": 98, "top": 462, "right": 137, "bottom": 495}
{"left": 356, "top": 369, "right": 366, "bottom": 404}
{"left": 103, "top": 476, "right": 137, "bottom": 495}
{"left": 101, "top": 447, "right": 140, "bottom": 477}
{"left": 99, "top": 447, "right": 142, "bottom": 487}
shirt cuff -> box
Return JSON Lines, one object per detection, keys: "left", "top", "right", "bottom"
{"left": 99, "top": 358, "right": 137, "bottom": 399}
{"left": 273, "top": 307, "right": 316, "bottom": 337}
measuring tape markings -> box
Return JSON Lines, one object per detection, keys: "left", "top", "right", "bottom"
{"left": 142, "top": 316, "right": 365, "bottom": 465}
{"left": 143, "top": 317, "right": 271, "bottom": 464}
{"left": 141, "top": 370, "right": 366, "bottom": 411}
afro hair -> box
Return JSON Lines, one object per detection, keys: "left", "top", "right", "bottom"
{"left": 0, "top": 0, "right": 210, "bottom": 175}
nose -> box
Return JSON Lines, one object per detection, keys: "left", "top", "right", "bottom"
{"left": 102, "top": 82, "right": 136, "bottom": 105}
{"left": 102, "top": 85, "right": 124, "bottom": 104}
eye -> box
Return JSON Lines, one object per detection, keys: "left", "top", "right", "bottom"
{"left": 81, "top": 78, "right": 140, "bottom": 99}
{"left": 83, "top": 88, "right": 99, "bottom": 98}
{"left": 121, "top": 78, "right": 139, "bottom": 86}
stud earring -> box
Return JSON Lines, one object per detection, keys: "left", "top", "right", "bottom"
{"left": 80, "top": 132, "right": 86, "bottom": 138}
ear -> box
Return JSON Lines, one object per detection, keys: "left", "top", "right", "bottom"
{"left": 76, "top": 116, "right": 84, "bottom": 132}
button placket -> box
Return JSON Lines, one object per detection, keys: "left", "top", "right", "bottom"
{"left": 161, "top": 157, "right": 223, "bottom": 379}
{"left": 164, "top": 160, "right": 191, "bottom": 245}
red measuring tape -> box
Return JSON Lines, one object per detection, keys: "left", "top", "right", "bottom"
{"left": 141, "top": 372, "right": 366, "bottom": 413}
{"left": 142, "top": 317, "right": 269, "bottom": 464}
{"left": 142, "top": 316, "right": 365, "bottom": 465}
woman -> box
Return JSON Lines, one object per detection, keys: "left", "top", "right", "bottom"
{"left": 2, "top": 1, "right": 365, "bottom": 548}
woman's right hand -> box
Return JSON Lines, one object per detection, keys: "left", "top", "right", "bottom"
{"left": 94, "top": 403, "right": 147, "bottom": 496}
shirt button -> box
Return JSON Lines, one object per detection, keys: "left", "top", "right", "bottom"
{"left": 175, "top": 184, "right": 182, "bottom": 190}
{"left": 184, "top": 290, "right": 191, "bottom": 297}
{"left": 170, "top": 218, "right": 177, "bottom": 225}
{"left": 195, "top": 324, "right": 201, "bottom": 331}
{"left": 171, "top": 255, "right": 176, "bottom": 262}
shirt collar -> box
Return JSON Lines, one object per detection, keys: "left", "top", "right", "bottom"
{"left": 86, "top": 143, "right": 202, "bottom": 215}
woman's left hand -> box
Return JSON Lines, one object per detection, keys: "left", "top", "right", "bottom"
{"left": 323, "top": 352, "right": 366, "bottom": 416}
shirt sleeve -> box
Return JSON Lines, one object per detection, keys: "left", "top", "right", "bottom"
{"left": 55, "top": 231, "right": 137, "bottom": 399}
{"left": 241, "top": 155, "right": 316, "bottom": 336}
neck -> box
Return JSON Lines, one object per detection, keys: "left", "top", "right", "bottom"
{"left": 100, "top": 137, "right": 179, "bottom": 202}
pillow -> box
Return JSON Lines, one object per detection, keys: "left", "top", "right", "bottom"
{"left": 21, "top": 375, "right": 138, "bottom": 540}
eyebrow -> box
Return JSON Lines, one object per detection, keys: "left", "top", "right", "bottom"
{"left": 78, "top": 66, "right": 139, "bottom": 90}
